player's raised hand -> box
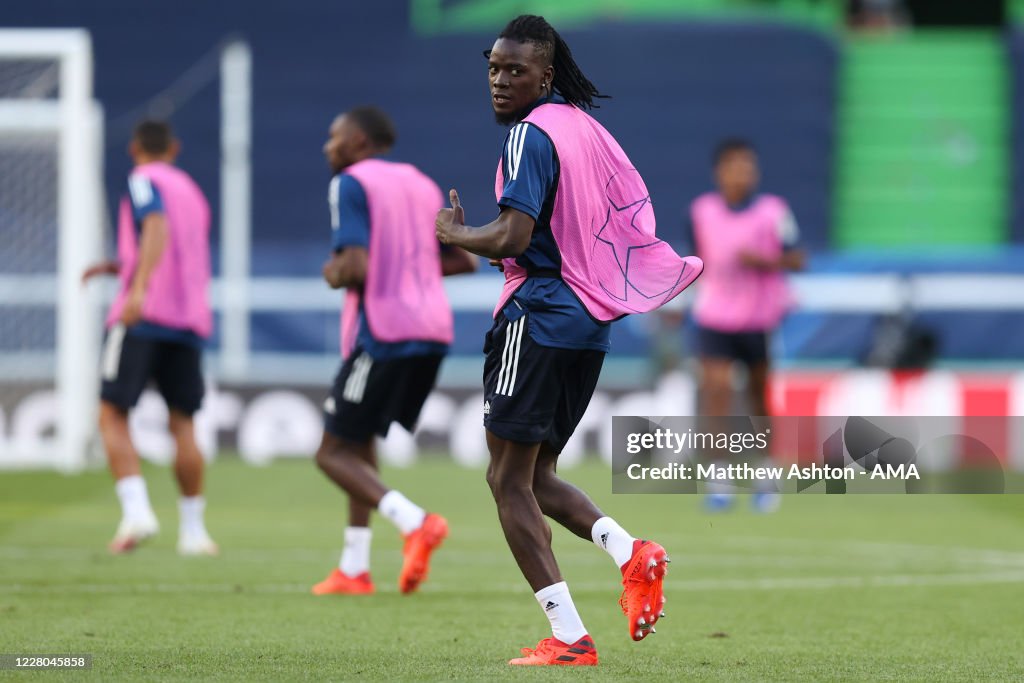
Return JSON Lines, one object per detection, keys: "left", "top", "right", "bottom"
{"left": 435, "top": 188, "right": 465, "bottom": 245}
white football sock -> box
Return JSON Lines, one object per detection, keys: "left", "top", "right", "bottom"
{"left": 115, "top": 475, "right": 155, "bottom": 522}
{"left": 178, "top": 496, "right": 208, "bottom": 537}
{"left": 339, "top": 526, "right": 372, "bottom": 576}
{"left": 377, "top": 490, "right": 426, "bottom": 535}
{"left": 591, "top": 516, "right": 637, "bottom": 568}
{"left": 535, "top": 581, "right": 588, "bottom": 645}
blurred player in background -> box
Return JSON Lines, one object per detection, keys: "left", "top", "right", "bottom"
{"left": 686, "top": 138, "right": 805, "bottom": 512}
{"left": 435, "top": 15, "right": 702, "bottom": 666}
{"left": 81, "top": 120, "right": 216, "bottom": 555}
{"left": 312, "top": 106, "right": 477, "bottom": 596}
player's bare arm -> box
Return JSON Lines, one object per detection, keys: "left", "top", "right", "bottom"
{"left": 440, "top": 245, "right": 478, "bottom": 276}
{"left": 780, "top": 247, "right": 806, "bottom": 271}
{"left": 435, "top": 188, "right": 533, "bottom": 259}
{"left": 322, "top": 246, "right": 368, "bottom": 289}
{"left": 121, "top": 212, "right": 168, "bottom": 325}
{"left": 738, "top": 247, "right": 806, "bottom": 272}
{"left": 81, "top": 260, "right": 119, "bottom": 284}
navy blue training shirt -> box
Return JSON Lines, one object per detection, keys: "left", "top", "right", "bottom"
{"left": 497, "top": 94, "right": 611, "bottom": 353}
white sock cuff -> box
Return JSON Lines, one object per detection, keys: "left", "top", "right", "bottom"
{"left": 533, "top": 581, "right": 587, "bottom": 645}
{"left": 344, "top": 526, "right": 372, "bottom": 542}
{"left": 116, "top": 475, "right": 154, "bottom": 522}
{"left": 179, "top": 496, "right": 205, "bottom": 513}
{"left": 379, "top": 490, "right": 407, "bottom": 510}
{"left": 534, "top": 581, "right": 568, "bottom": 602}
{"left": 378, "top": 490, "right": 426, "bottom": 535}
{"left": 340, "top": 525, "right": 373, "bottom": 576}
{"left": 115, "top": 475, "right": 146, "bottom": 497}
{"left": 591, "top": 516, "right": 636, "bottom": 568}
{"left": 590, "top": 516, "right": 625, "bottom": 546}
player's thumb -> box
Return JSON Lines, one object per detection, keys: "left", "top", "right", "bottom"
{"left": 449, "top": 189, "right": 464, "bottom": 223}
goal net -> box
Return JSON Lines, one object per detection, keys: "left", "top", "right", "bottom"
{"left": 0, "top": 30, "right": 104, "bottom": 470}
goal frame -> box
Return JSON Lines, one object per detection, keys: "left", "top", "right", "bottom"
{"left": 0, "top": 29, "right": 103, "bottom": 470}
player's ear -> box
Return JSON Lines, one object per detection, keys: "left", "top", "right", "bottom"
{"left": 354, "top": 128, "right": 373, "bottom": 156}
{"left": 167, "top": 139, "right": 181, "bottom": 162}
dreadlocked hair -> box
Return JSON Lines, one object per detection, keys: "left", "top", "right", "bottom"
{"left": 498, "top": 14, "right": 608, "bottom": 110}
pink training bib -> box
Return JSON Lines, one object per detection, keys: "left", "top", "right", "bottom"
{"left": 690, "top": 192, "right": 794, "bottom": 332}
{"left": 493, "top": 103, "right": 702, "bottom": 321}
{"left": 107, "top": 161, "right": 212, "bottom": 337}
{"left": 339, "top": 158, "right": 453, "bottom": 359}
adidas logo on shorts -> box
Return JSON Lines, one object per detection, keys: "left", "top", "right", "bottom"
{"left": 483, "top": 400, "right": 490, "bottom": 416}
{"left": 323, "top": 397, "right": 336, "bottom": 415}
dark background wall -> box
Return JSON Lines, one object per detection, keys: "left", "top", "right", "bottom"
{"left": 7, "top": 1, "right": 1024, "bottom": 361}
{"left": 3, "top": 0, "right": 839, "bottom": 274}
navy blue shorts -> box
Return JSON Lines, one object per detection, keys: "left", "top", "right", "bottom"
{"left": 482, "top": 311, "right": 605, "bottom": 453}
{"left": 323, "top": 348, "right": 443, "bottom": 442}
{"left": 695, "top": 324, "right": 769, "bottom": 366}
{"left": 99, "top": 325, "right": 204, "bottom": 415}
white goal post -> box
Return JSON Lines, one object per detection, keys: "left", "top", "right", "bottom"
{"left": 0, "top": 29, "right": 103, "bottom": 470}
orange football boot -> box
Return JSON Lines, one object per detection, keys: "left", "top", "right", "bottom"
{"left": 311, "top": 569, "right": 375, "bottom": 595}
{"left": 508, "top": 635, "right": 598, "bottom": 666}
{"left": 619, "top": 539, "right": 670, "bottom": 641}
{"left": 398, "top": 513, "right": 448, "bottom": 594}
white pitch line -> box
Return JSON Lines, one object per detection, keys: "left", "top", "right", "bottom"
{"left": 3, "top": 571, "right": 1024, "bottom": 596}
{"left": 0, "top": 546, "right": 914, "bottom": 569}
{"left": 724, "top": 537, "right": 1024, "bottom": 568}
{"left": 2, "top": 543, "right": 1022, "bottom": 572}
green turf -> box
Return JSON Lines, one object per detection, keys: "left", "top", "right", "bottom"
{"left": 2, "top": 457, "right": 1023, "bottom": 681}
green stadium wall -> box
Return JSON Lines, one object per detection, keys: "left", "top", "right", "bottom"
{"left": 834, "top": 31, "right": 1009, "bottom": 248}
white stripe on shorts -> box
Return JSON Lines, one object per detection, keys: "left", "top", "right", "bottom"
{"left": 101, "top": 323, "right": 127, "bottom": 381}
{"left": 497, "top": 317, "right": 525, "bottom": 397}
{"left": 342, "top": 352, "right": 373, "bottom": 404}
{"left": 495, "top": 318, "right": 515, "bottom": 396}
{"left": 505, "top": 317, "right": 525, "bottom": 396}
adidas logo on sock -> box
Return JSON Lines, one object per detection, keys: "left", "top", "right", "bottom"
{"left": 544, "top": 600, "right": 559, "bottom": 611}
{"left": 483, "top": 400, "right": 490, "bottom": 415}
{"left": 600, "top": 532, "right": 609, "bottom": 548}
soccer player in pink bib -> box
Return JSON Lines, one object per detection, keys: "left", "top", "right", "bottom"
{"left": 687, "top": 139, "right": 805, "bottom": 512}
{"left": 82, "top": 120, "right": 216, "bottom": 556}
{"left": 311, "top": 107, "right": 476, "bottom": 597}
{"left": 435, "top": 15, "right": 703, "bottom": 666}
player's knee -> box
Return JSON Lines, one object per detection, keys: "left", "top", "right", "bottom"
{"left": 485, "top": 464, "right": 498, "bottom": 496}
{"left": 167, "top": 411, "right": 194, "bottom": 439}
{"left": 703, "top": 371, "right": 729, "bottom": 392}
{"left": 532, "top": 459, "right": 557, "bottom": 487}
{"left": 314, "top": 444, "right": 335, "bottom": 472}
{"left": 487, "top": 468, "right": 531, "bottom": 502}
{"left": 98, "top": 401, "right": 127, "bottom": 430}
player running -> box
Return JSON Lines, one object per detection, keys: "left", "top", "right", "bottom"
{"left": 686, "top": 139, "right": 805, "bottom": 513}
{"left": 434, "top": 15, "right": 703, "bottom": 666}
{"left": 82, "top": 120, "right": 217, "bottom": 556}
{"left": 311, "top": 106, "right": 477, "bottom": 596}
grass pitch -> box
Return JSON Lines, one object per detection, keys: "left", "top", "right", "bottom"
{"left": 2, "top": 456, "right": 1023, "bottom": 681}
